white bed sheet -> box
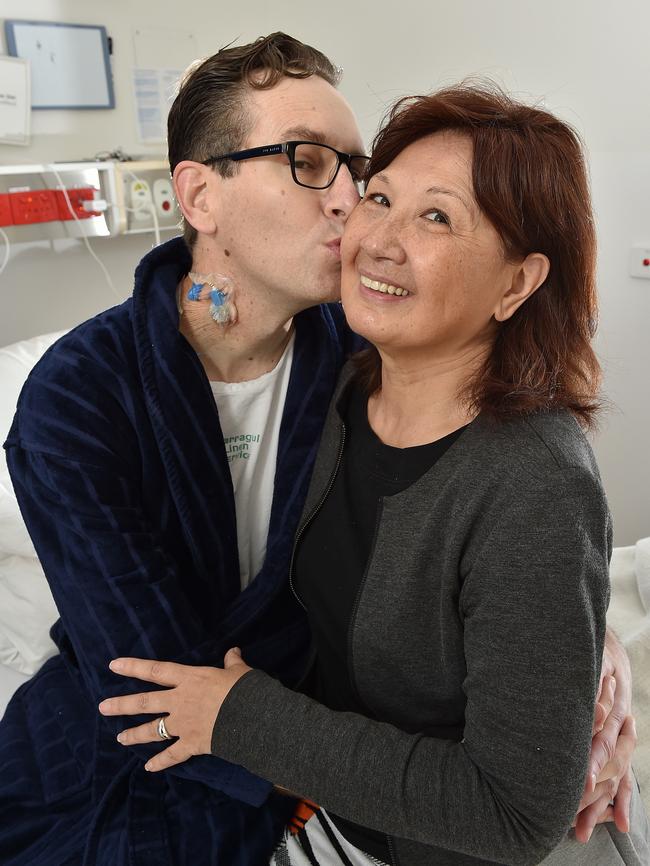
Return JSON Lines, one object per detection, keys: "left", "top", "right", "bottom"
{"left": 0, "top": 662, "right": 29, "bottom": 719}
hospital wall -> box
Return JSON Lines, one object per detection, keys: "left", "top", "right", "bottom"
{"left": 1, "top": 0, "right": 649, "bottom": 546}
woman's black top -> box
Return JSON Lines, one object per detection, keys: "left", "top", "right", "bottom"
{"left": 294, "top": 383, "right": 466, "bottom": 863}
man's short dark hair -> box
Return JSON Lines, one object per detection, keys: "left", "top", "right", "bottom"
{"left": 168, "top": 32, "right": 341, "bottom": 249}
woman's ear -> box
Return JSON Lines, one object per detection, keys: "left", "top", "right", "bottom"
{"left": 173, "top": 161, "right": 218, "bottom": 237}
{"left": 495, "top": 252, "right": 551, "bottom": 322}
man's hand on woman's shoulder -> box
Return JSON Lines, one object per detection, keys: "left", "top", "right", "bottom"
{"left": 573, "top": 627, "right": 636, "bottom": 842}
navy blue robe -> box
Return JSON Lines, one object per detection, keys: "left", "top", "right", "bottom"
{"left": 0, "top": 237, "right": 356, "bottom": 865}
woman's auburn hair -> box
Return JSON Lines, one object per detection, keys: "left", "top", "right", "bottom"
{"left": 355, "top": 82, "right": 602, "bottom": 428}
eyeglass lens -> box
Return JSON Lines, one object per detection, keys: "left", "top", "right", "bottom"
{"left": 293, "top": 143, "right": 367, "bottom": 190}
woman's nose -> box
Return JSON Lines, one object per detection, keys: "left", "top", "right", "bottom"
{"left": 360, "top": 215, "right": 407, "bottom": 263}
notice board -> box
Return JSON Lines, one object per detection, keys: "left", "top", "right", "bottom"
{"left": 5, "top": 20, "right": 115, "bottom": 109}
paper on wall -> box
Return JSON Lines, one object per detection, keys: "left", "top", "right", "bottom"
{"left": 133, "top": 68, "right": 182, "bottom": 144}
{"left": 0, "top": 56, "right": 30, "bottom": 146}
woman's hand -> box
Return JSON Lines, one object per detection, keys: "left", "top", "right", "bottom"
{"left": 98, "top": 648, "right": 251, "bottom": 772}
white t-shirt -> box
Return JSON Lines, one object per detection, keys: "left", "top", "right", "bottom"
{"left": 210, "top": 333, "right": 295, "bottom": 590}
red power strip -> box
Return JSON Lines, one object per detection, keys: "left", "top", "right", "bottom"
{"left": 5, "top": 186, "right": 100, "bottom": 225}
{"left": 0, "top": 193, "right": 12, "bottom": 227}
{"left": 56, "top": 187, "right": 99, "bottom": 220}
{"left": 9, "top": 189, "right": 59, "bottom": 225}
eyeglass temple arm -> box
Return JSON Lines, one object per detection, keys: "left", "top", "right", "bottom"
{"left": 204, "top": 143, "right": 287, "bottom": 166}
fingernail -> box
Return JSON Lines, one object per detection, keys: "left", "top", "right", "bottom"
{"left": 585, "top": 828, "right": 593, "bottom": 842}
{"left": 98, "top": 701, "right": 107, "bottom": 713}
{"left": 109, "top": 659, "right": 123, "bottom": 671}
{"left": 116, "top": 733, "right": 125, "bottom": 744}
{"left": 591, "top": 773, "right": 597, "bottom": 792}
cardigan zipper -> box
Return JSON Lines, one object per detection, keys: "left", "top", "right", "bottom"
{"left": 288, "top": 421, "right": 347, "bottom": 611}
{"left": 386, "top": 834, "right": 399, "bottom": 866}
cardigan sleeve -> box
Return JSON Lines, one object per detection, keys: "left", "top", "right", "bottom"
{"left": 5, "top": 388, "right": 272, "bottom": 807}
{"left": 211, "top": 468, "right": 611, "bottom": 864}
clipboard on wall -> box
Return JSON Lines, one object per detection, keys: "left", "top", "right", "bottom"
{"left": 4, "top": 19, "right": 115, "bottom": 109}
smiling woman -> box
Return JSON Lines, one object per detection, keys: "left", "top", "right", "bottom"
{"left": 101, "top": 83, "right": 650, "bottom": 866}
{"left": 341, "top": 129, "right": 550, "bottom": 443}
{"left": 349, "top": 86, "right": 601, "bottom": 426}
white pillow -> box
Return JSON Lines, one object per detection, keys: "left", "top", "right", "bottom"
{"left": 608, "top": 545, "right": 646, "bottom": 638}
{"left": 635, "top": 537, "right": 650, "bottom": 613}
{"left": 0, "top": 331, "right": 66, "bottom": 674}
{"left": 0, "top": 555, "right": 58, "bottom": 675}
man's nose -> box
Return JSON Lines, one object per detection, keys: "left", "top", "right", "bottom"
{"left": 324, "top": 164, "right": 361, "bottom": 222}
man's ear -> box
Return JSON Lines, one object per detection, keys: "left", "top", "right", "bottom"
{"left": 494, "top": 252, "right": 550, "bottom": 322}
{"left": 173, "top": 161, "right": 218, "bottom": 236}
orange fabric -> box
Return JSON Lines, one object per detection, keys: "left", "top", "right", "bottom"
{"left": 288, "top": 799, "right": 320, "bottom": 836}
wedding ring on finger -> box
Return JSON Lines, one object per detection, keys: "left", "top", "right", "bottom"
{"left": 157, "top": 716, "right": 173, "bottom": 741}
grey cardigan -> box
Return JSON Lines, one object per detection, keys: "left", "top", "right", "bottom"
{"left": 213, "top": 366, "right": 612, "bottom": 865}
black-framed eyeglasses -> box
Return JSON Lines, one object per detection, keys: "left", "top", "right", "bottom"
{"left": 202, "top": 141, "right": 370, "bottom": 194}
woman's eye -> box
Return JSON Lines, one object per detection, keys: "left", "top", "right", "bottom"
{"left": 367, "top": 192, "right": 389, "bottom": 206}
{"left": 425, "top": 210, "right": 448, "bottom": 225}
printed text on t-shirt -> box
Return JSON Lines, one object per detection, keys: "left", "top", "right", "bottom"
{"left": 224, "top": 433, "right": 261, "bottom": 462}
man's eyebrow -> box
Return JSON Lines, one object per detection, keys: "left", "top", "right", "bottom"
{"left": 280, "top": 126, "right": 328, "bottom": 144}
{"left": 279, "top": 126, "right": 366, "bottom": 154}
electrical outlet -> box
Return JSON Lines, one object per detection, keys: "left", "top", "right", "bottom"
{"left": 0, "top": 193, "right": 12, "bottom": 226}
{"left": 9, "top": 189, "right": 59, "bottom": 225}
{"left": 130, "top": 179, "right": 153, "bottom": 222}
{"left": 56, "top": 187, "right": 99, "bottom": 220}
{"left": 152, "top": 178, "right": 176, "bottom": 218}
{"left": 629, "top": 246, "right": 650, "bottom": 280}
{"left": 111, "top": 160, "right": 177, "bottom": 235}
